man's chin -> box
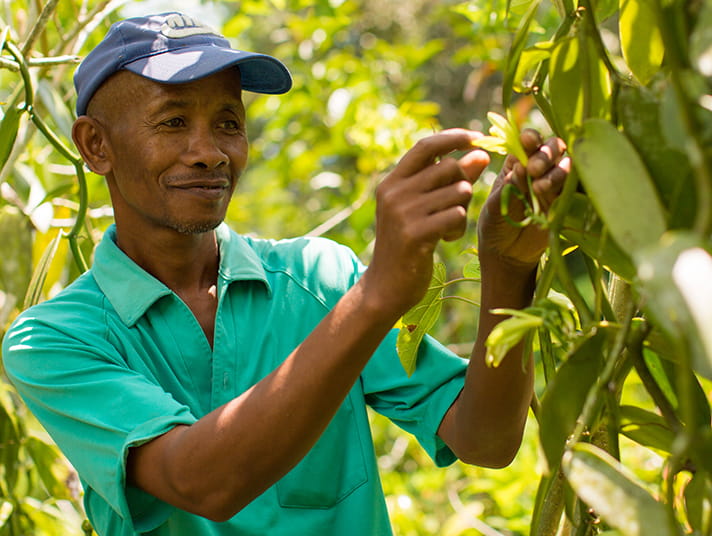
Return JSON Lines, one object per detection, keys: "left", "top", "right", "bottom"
{"left": 169, "top": 219, "right": 224, "bottom": 235}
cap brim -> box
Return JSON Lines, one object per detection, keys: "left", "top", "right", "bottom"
{"left": 123, "top": 45, "right": 292, "bottom": 94}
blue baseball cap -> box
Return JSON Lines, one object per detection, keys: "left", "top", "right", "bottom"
{"left": 74, "top": 12, "right": 292, "bottom": 116}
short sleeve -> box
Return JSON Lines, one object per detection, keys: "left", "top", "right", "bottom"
{"left": 361, "top": 330, "right": 468, "bottom": 467}
{"left": 2, "top": 310, "right": 197, "bottom": 532}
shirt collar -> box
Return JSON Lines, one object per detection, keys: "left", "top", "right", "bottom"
{"left": 92, "top": 223, "right": 270, "bottom": 327}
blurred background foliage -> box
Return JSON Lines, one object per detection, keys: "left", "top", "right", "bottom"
{"left": 1, "top": 0, "right": 711, "bottom": 535}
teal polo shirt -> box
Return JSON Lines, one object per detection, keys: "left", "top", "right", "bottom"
{"left": 3, "top": 224, "right": 468, "bottom": 536}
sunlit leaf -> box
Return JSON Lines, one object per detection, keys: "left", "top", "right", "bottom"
{"left": 0, "top": 102, "right": 23, "bottom": 171}
{"left": 513, "top": 42, "right": 553, "bottom": 93}
{"left": 0, "top": 501, "right": 13, "bottom": 528}
{"left": 636, "top": 233, "right": 712, "bottom": 379}
{"left": 618, "top": 405, "right": 675, "bottom": 454}
{"left": 617, "top": 84, "right": 695, "bottom": 229}
{"left": 539, "top": 329, "right": 606, "bottom": 470}
{"left": 485, "top": 308, "right": 543, "bottom": 367}
{"left": 619, "top": 0, "right": 664, "bottom": 85}
{"left": 560, "top": 193, "right": 637, "bottom": 281}
{"left": 396, "top": 263, "right": 446, "bottom": 376}
{"left": 23, "top": 230, "right": 63, "bottom": 309}
{"left": 690, "top": 0, "right": 712, "bottom": 77}
{"left": 562, "top": 443, "right": 676, "bottom": 536}
{"left": 502, "top": 0, "right": 543, "bottom": 108}
{"left": 684, "top": 470, "right": 712, "bottom": 532}
{"left": 573, "top": 119, "right": 667, "bottom": 253}
{"left": 549, "top": 35, "right": 611, "bottom": 140}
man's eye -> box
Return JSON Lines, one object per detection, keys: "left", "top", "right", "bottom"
{"left": 163, "top": 117, "right": 184, "bottom": 128}
{"left": 221, "top": 120, "right": 241, "bottom": 130}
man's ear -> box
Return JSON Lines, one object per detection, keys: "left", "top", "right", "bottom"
{"left": 71, "top": 116, "right": 112, "bottom": 175}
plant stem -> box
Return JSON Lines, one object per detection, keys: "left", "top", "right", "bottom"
{"left": 20, "top": 0, "right": 59, "bottom": 55}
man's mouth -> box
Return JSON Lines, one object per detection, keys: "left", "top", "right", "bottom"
{"left": 168, "top": 176, "right": 231, "bottom": 199}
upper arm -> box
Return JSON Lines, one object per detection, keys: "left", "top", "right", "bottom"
{"left": 2, "top": 315, "right": 196, "bottom": 524}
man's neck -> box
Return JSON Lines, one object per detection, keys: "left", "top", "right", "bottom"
{"left": 114, "top": 224, "right": 220, "bottom": 294}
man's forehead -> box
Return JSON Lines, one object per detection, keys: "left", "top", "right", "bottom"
{"left": 89, "top": 68, "right": 243, "bottom": 116}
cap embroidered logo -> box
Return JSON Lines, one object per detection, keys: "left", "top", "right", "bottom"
{"left": 160, "top": 13, "right": 219, "bottom": 39}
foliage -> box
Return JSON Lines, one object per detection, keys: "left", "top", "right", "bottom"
{"left": 399, "top": 0, "right": 712, "bottom": 534}
{"left": 1, "top": 1, "right": 711, "bottom": 536}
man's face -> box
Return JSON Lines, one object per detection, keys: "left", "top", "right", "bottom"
{"left": 89, "top": 68, "right": 248, "bottom": 236}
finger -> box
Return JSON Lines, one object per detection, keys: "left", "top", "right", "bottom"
{"left": 395, "top": 129, "right": 482, "bottom": 178}
{"left": 521, "top": 128, "right": 544, "bottom": 156}
{"left": 410, "top": 156, "right": 471, "bottom": 194}
{"left": 420, "top": 179, "right": 473, "bottom": 215}
{"left": 527, "top": 137, "right": 567, "bottom": 179}
{"left": 458, "top": 148, "right": 490, "bottom": 183}
{"left": 532, "top": 156, "right": 571, "bottom": 210}
{"left": 509, "top": 161, "right": 528, "bottom": 193}
{"left": 429, "top": 205, "right": 469, "bottom": 242}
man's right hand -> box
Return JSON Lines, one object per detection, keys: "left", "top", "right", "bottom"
{"left": 361, "top": 129, "right": 490, "bottom": 318}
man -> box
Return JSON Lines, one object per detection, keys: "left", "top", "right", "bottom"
{"left": 2, "top": 12, "right": 570, "bottom": 536}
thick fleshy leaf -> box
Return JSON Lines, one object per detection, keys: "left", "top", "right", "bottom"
{"left": 636, "top": 232, "right": 712, "bottom": 380}
{"left": 549, "top": 35, "right": 611, "bottom": 140}
{"left": 618, "top": 405, "right": 675, "bottom": 454}
{"left": 485, "top": 309, "right": 543, "bottom": 367}
{"left": 683, "top": 470, "right": 711, "bottom": 532}
{"left": 531, "top": 470, "right": 565, "bottom": 536}
{"left": 0, "top": 206, "right": 32, "bottom": 328}
{"left": 23, "top": 230, "right": 63, "bottom": 309}
{"left": 560, "top": 193, "right": 637, "bottom": 281}
{"left": 397, "top": 263, "right": 446, "bottom": 376}
{"left": 641, "top": 349, "right": 711, "bottom": 426}
{"left": 562, "top": 443, "right": 678, "bottom": 536}
{"left": 573, "top": 119, "right": 667, "bottom": 254}
{"left": 619, "top": 0, "right": 664, "bottom": 85}
{"left": 617, "top": 84, "right": 695, "bottom": 230}
{"left": 502, "top": 0, "right": 542, "bottom": 108}
{"left": 0, "top": 102, "right": 22, "bottom": 171}
{"left": 690, "top": 1, "right": 712, "bottom": 77}
{"left": 24, "top": 436, "right": 74, "bottom": 500}
{"left": 539, "top": 329, "right": 606, "bottom": 470}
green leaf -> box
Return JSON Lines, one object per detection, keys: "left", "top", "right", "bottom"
{"left": 617, "top": 84, "right": 695, "bottom": 230}
{"left": 0, "top": 102, "right": 23, "bottom": 171}
{"left": 23, "top": 230, "right": 63, "bottom": 309}
{"left": 396, "top": 263, "right": 446, "bottom": 376}
{"left": 549, "top": 34, "right": 611, "bottom": 141}
{"left": 619, "top": 0, "right": 664, "bottom": 85}
{"left": 24, "top": 437, "right": 74, "bottom": 500}
{"left": 636, "top": 232, "right": 712, "bottom": 380}
{"left": 641, "top": 349, "right": 711, "bottom": 426}
{"left": 560, "top": 193, "right": 637, "bottom": 281}
{"left": 539, "top": 329, "right": 606, "bottom": 470}
{"left": 0, "top": 500, "right": 13, "bottom": 528}
{"left": 484, "top": 310, "right": 542, "bottom": 367}
{"left": 502, "top": 0, "right": 542, "bottom": 108}
{"left": 618, "top": 405, "right": 675, "bottom": 454}
{"left": 595, "top": 0, "right": 619, "bottom": 21}
{"left": 572, "top": 119, "right": 667, "bottom": 254}
{"left": 531, "top": 470, "right": 566, "bottom": 536}
{"left": 562, "top": 443, "right": 679, "bottom": 536}
{"left": 513, "top": 42, "right": 553, "bottom": 93}
{"left": 684, "top": 470, "right": 712, "bottom": 533}
{"left": 690, "top": 0, "right": 712, "bottom": 78}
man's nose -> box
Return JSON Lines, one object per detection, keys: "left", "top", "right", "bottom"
{"left": 185, "top": 127, "right": 229, "bottom": 169}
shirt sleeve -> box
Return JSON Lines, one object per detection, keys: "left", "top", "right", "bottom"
{"left": 2, "top": 308, "right": 197, "bottom": 533}
{"left": 361, "top": 330, "right": 468, "bottom": 467}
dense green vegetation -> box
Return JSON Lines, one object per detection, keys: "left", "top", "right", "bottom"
{"left": 1, "top": 0, "right": 711, "bottom": 535}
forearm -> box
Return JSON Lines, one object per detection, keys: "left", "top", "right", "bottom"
{"left": 439, "top": 256, "right": 537, "bottom": 468}
{"left": 129, "top": 275, "right": 401, "bottom": 521}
